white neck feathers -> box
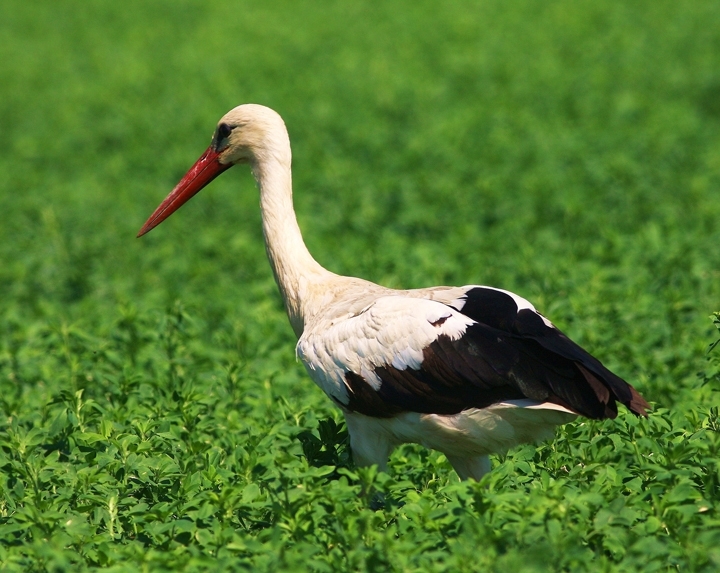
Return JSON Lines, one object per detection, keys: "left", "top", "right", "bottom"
{"left": 250, "top": 137, "right": 333, "bottom": 336}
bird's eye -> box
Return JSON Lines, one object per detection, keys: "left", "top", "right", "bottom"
{"left": 217, "top": 123, "right": 233, "bottom": 140}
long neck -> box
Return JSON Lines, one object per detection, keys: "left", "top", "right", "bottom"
{"left": 252, "top": 155, "right": 333, "bottom": 337}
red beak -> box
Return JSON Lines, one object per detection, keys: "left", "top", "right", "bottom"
{"left": 137, "top": 146, "right": 232, "bottom": 237}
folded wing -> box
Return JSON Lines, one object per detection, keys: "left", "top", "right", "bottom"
{"left": 298, "top": 286, "right": 649, "bottom": 420}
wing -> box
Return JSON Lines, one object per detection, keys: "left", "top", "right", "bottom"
{"left": 445, "top": 287, "right": 649, "bottom": 418}
{"left": 298, "top": 287, "right": 649, "bottom": 420}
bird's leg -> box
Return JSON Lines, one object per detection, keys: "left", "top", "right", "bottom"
{"left": 446, "top": 455, "right": 491, "bottom": 481}
{"left": 344, "top": 413, "right": 395, "bottom": 507}
{"left": 344, "top": 412, "right": 394, "bottom": 470}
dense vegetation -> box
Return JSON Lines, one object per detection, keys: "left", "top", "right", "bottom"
{"left": 1, "top": 1, "right": 720, "bottom": 570}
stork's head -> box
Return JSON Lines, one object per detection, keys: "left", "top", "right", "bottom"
{"left": 137, "top": 104, "right": 289, "bottom": 237}
{"left": 213, "top": 104, "right": 290, "bottom": 166}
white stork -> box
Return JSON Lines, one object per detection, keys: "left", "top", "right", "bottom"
{"left": 138, "top": 104, "right": 649, "bottom": 480}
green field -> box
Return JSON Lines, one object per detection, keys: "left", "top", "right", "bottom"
{"left": 2, "top": 0, "right": 720, "bottom": 570}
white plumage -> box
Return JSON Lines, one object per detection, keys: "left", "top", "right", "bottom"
{"left": 138, "top": 104, "right": 649, "bottom": 480}
{"left": 299, "top": 294, "right": 475, "bottom": 398}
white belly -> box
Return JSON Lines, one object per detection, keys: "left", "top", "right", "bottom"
{"left": 344, "top": 400, "right": 577, "bottom": 466}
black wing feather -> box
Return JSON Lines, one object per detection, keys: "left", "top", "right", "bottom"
{"left": 343, "top": 287, "right": 650, "bottom": 419}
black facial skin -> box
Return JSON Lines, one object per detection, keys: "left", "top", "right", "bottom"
{"left": 214, "top": 123, "right": 234, "bottom": 151}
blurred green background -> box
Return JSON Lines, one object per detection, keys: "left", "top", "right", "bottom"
{"left": 1, "top": 0, "right": 720, "bottom": 570}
